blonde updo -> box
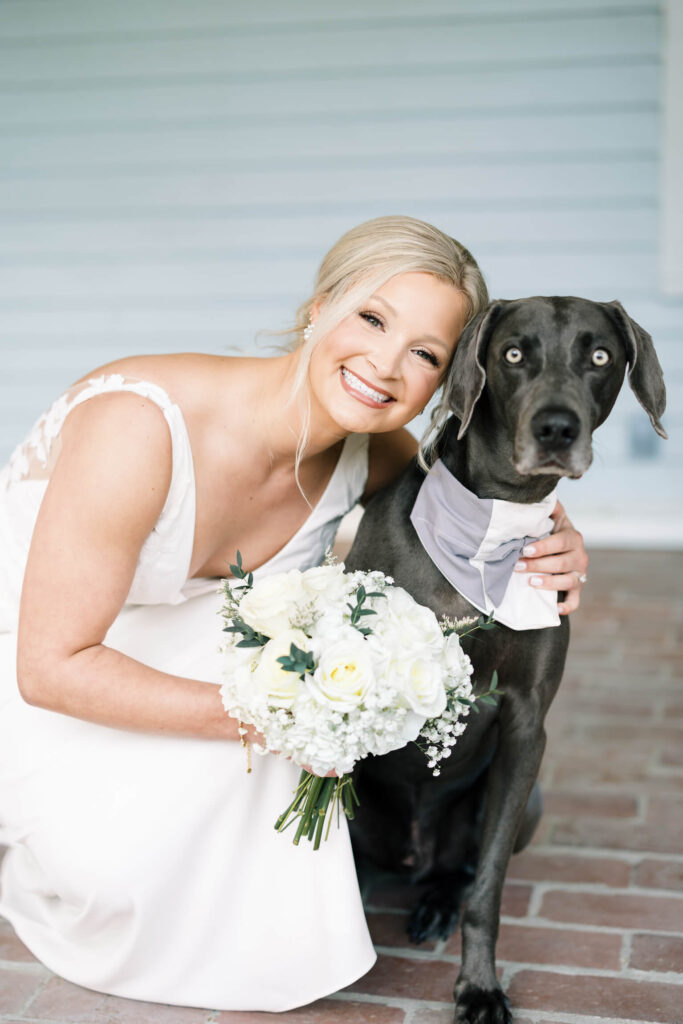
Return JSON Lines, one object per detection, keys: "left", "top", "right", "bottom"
{"left": 287, "top": 215, "right": 489, "bottom": 481}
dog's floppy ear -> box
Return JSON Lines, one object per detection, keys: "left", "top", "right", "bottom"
{"left": 603, "top": 301, "right": 668, "bottom": 439}
{"left": 447, "top": 301, "right": 505, "bottom": 439}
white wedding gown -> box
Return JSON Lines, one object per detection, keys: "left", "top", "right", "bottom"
{"left": 0, "top": 374, "right": 376, "bottom": 1011}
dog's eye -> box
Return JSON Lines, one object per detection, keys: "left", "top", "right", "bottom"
{"left": 591, "top": 348, "right": 610, "bottom": 367}
{"left": 504, "top": 347, "right": 524, "bottom": 365}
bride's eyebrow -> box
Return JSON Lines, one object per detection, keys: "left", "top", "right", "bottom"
{"left": 368, "top": 294, "right": 450, "bottom": 355}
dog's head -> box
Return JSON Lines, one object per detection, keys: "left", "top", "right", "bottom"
{"left": 445, "top": 296, "right": 667, "bottom": 478}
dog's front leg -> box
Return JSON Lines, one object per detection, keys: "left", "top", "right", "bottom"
{"left": 453, "top": 688, "right": 548, "bottom": 1024}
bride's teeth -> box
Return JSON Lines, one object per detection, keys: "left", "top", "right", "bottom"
{"left": 342, "top": 368, "right": 391, "bottom": 403}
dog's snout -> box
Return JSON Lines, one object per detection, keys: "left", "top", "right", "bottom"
{"left": 530, "top": 407, "right": 580, "bottom": 450}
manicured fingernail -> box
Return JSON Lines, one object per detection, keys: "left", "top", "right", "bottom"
{"left": 514, "top": 560, "right": 526, "bottom": 571}
{"left": 529, "top": 575, "right": 544, "bottom": 587}
{"left": 522, "top": 545, "right": 536, "bottom": 556}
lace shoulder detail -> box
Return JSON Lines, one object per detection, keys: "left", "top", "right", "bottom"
{"left": 4, "top": 374, "right": 172, "bottom": 487}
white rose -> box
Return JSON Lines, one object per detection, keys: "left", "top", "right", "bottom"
{"left": 301, "top": 563, "right": 349, "bottom": 603}
{"left": 395, "top": 654, "right": 447, "bottom": 717}
{"left": 442, "top": 632, "right": 474, "bottom": 683}
{"left": 253, "top": 628, "right": 311, "bottom": 708}
{"left": 220, "top": 644, "right": 260, "bottom": 711}
{"left": 378, "top": 587, "right": 444, "bottom": 657}
{"left": 309, "top": 628, "right": 376, "bottom": 712}
{"left": 237, "top": 571, "right": 304, "bottom": 637}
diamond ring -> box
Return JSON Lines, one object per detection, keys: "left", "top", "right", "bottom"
{"left": 572, "top": 571, "right": 588, "bottom": 584}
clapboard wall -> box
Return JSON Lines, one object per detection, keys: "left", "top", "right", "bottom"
{"left": 1, "top": 0, "right": 681, "bottom": 541}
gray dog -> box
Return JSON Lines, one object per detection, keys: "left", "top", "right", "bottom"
{"left": 346, "top": 296, "right": 667, "bottom": 1024}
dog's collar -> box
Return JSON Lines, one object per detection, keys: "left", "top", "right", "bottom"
{"left": 410, "top": 459, "right": 560, "bottom": 631}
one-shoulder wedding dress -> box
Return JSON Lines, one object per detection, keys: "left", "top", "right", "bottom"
{"left": 0, "top": 374, "right": 376, "bottom": 1011}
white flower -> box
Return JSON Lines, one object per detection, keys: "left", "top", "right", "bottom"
{"left": 220, "top": 644, "right": 260, "bottom": 711}
{"left": 253, "top": 628, "right": 311, "bottom": 708}
{"left": 376, "top": 587, "right": 444, "bottom": 658}
{"left": 442, "top": 632, "right": 474, "bottom": 682}
{"left": 308, "top": 627, "right": 376, "bottom": 712}
{"left": 395, "top": 654, "right": 447, "bottom": 717}
{"left": 301, "top": 563, "right": 350, "bottom": 603}
{"left": 238, "top": 570, "right": 305, "bottom": 637}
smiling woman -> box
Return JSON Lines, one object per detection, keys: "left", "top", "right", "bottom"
{"left": 0, "top": 215, "right": 588, "bottom": 1013}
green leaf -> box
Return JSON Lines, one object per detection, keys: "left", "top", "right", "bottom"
{"left": 236, "top": 638, "right": 265, "bottom": 648}
{"left": 478, "top": 695, "right": 498, "bottom": 707}
{"left": 490, "top": 670, "right": 499, "bottom": 691}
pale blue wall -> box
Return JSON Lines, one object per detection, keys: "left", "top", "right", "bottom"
{"left": 1, "top": 0, "right": 680, "bottom": 541}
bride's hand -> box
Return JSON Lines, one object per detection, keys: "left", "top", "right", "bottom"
{"left": 513, "top": 500, "right": 588, "bottom": 615}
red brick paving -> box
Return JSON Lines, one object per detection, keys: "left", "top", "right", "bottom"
{"left": 1, "top": 550, "right": 682, "bottom": 1024}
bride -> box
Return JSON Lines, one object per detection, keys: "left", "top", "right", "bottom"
{"left": 0, "top": 216, "right": 587, "bottom": 1011}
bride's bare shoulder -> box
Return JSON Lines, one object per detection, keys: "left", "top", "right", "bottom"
{"left": 70, "top": 352, "right": 265, "bottom": 412}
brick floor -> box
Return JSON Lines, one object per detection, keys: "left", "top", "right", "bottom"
{"left": 1, "top": 550, "right": 682, "bottom": 1024}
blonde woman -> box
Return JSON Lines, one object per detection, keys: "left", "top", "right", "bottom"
{"left": 0, "top": 217, "right": 587, "bottom": 1011}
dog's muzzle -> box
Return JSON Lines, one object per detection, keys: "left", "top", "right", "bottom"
{"left": 515, "top": 403, "right": 592, "bottom": 478}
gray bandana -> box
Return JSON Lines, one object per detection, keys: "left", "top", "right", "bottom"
{"left": 410, "top": 459, "right": 560, "bottom": 631}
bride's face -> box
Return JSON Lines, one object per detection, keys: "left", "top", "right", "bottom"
{"left": 307, "top": 272, "right": 468, "bottom": 435}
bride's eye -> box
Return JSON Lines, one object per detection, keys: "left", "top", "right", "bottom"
{"left": 415, "top": 348, "right": 440, "bottom": 367}
{"left": 359, "top": 311, "right": 384, "bottom": 329}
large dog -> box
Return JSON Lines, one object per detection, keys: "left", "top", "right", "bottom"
{"left": 346, "top": 296, "right": 667, "bottom": 1024}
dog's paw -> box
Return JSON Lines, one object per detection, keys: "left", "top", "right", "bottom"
{"left": 452, "top": 982, "right": 511, "bottom": 1024}
{"left": 407, "top": 884, "right": 461, "bottom": 943}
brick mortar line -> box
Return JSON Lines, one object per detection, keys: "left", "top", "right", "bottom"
{"left": 494, "top": 914, "right": 682, "bottom": 937}
{"left": 509, "top": 914, "right": 683, "bottom": 937}
{"left": 524, "top": 880, "right": 683, "bottom": 899}
{"left": 504, "top": 960, "right": 683, "bottom": 985}
{"left": 548, "top": 711, "right": 683, "bottom": 726}
{"left": 526, "top": 844, "right": 683, "bottom": 863}
{"left": 330, "top": 989, "right": 450, "bottom": 1012}
{"left": 0, "top": 960, "right": 46, "bottom": 973}
{"left": 20, "top": 969, "right": 57, "bottom": 1019}
{"left": 371, "top": 943, "right": 683, "bottom": 981}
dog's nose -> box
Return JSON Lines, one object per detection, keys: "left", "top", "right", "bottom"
{"left": 531, "top": 407, "right": 580, "bottom": 449}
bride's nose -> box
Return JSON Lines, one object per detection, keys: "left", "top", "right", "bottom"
{"left": 367, "top": 342, "right": 401, "bottom": 379}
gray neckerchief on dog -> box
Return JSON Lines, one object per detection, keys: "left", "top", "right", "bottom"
{"left": 409, "top": 459, "right": 560, "bottom": 631}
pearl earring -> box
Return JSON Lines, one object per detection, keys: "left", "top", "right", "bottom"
{"left": 303, "top": 317, "right": 314, "bottom": 342}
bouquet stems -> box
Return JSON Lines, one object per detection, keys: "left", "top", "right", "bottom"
{"left": 274, "top": 770, "right": 360, "bottom": 850}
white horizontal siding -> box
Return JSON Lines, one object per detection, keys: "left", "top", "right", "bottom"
{"left": 0, "top": 0, "right": 661, "bottom": 39}
{"left": 0, "top": 0, "right": 680, "bottom": 540}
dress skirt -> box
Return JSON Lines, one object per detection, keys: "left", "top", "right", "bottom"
{"left": 0, "top": 589, "right": 376, "bottom": 1011}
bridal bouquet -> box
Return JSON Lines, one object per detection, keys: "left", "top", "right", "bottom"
{"left": 219, "top": 554, "right": 495, "bottom": 849}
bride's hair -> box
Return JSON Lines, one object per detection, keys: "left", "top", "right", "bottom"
{"left": 285, "top": 215, "right": 489, "bottom": 487}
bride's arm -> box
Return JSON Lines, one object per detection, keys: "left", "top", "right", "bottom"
{"left": 16, "top": 392, "right": 254, "bottom": 742}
